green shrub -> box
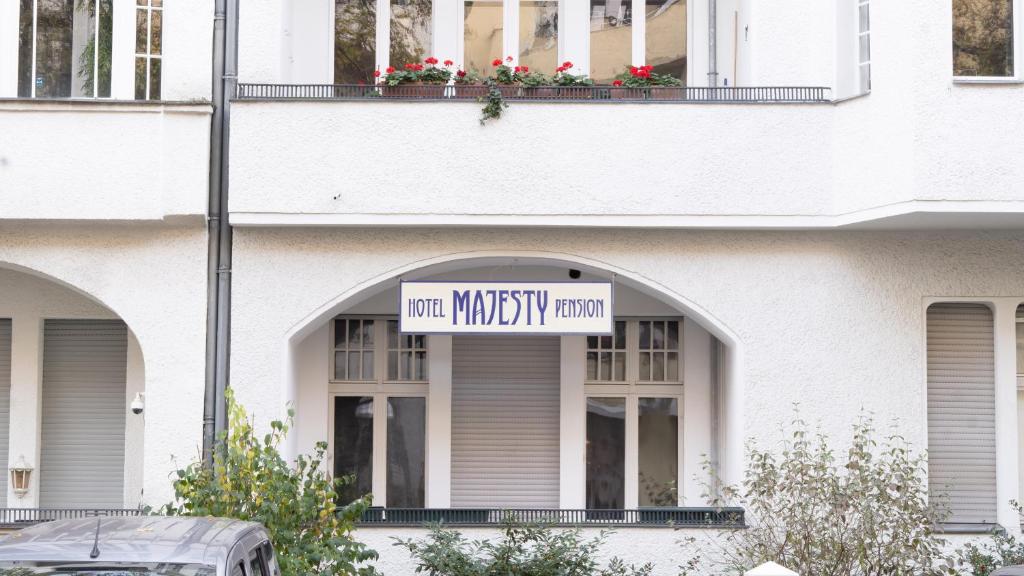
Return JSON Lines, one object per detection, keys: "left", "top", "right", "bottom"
{"left": 395, "top": 519, "right": 653, "bottom": 576}
{"left": 162, "top": 390, "right": 379, "bottom": 576}
{"left": 681, "top": 414, "right": 956, "bottom": 576}
{"left": 955, "top": 503, "right": 1024, "bottom": 576}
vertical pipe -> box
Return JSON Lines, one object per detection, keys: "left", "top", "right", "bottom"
{"left": 707, "top": 0, "right": 717, "bottom": 87}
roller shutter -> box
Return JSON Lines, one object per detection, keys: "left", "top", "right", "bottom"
{"left": 927, "top": 303, "right": 996, "bottom": 525}
{"left": 0, "top": 320, "right": 10, "bottom": 507}
{"left": 40, "top": 320, "right": 127, "bottom": 508}
{"left": 452, "top": 336, "right": 560, "bottom": 508}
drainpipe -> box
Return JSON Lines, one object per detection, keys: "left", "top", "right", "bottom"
{"left": 707, "top": 0, "right": 718, "bottom": 88}
{"left": 203, "top": 0, "right": 239, "bottom": 464}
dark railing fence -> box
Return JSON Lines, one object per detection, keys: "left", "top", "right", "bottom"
{"left": 0, "top": 508, "right": 142, "bottom": 527}
{"left": 235, "top": 83, "right": 831, "bottom": 103}
{"left": 358, "top": 507, "right": 745, "bottom": 528}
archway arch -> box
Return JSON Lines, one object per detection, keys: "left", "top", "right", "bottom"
{"left": 282, "top": 250, "right": 745, "bottom": 492}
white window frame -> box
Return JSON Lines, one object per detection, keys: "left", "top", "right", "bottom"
{"left": 135, "top": 0, "right": 162, "bottom": 100}
{"left": 20, "top": 0, "right": 109, "bottom": 99}
{"left": 953, "top": 0, "right": 1024, "bottom": 83}
{"left": 585, "top": 0, "right": 694, "bottom": 83}
{"left": 584, "top": 317, "right": 684, "bottom": 509}
{"left": 328, "top": 316, "right": 429, "bottom": 507}
{"left": 457, "top": 0, "right": 567, "bottom": 69}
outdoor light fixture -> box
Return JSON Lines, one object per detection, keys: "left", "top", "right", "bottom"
{"left": 10, "top": 455, "right": 33, "bottom": 498}
{"left": 131, "top": 392, "right": 145, "bottom": 415}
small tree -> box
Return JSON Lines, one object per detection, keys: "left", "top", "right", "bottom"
{"left": 682, "top": 414, "right": 956, "bottom": 576}
{"left": 163, "top": 390, "right": 379, "bottom": 576}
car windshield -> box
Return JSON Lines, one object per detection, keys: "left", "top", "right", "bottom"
{"left": 0, "top": 563, "right": 215, "bottom": 575}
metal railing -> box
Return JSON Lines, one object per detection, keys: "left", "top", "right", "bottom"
{"left": 357, "top": 507, "right": 745, "bottom": 528}
{"left": 0, "top": 508, "right": 142, "bottom": 528}
{"left": 236, "top": 83, "right": 831, "bottom": 104}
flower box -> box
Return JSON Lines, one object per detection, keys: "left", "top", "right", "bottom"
{"left": 495, "top": 84, "right": 522, "bottom": 99}
{"left": 648, "top": 87, "right": 685, "bottom": 101}
{"left": 609, "top": 87, "right": 649, "bottom": 100}
{"left": 454, "top": 84, "right": 489, "bottom": 99}
{"left": 382, "top": 82, "right": 447, "bottom": 98}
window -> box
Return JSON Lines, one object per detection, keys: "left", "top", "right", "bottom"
{"left": 17, "top": 0, "right": 113, "bottom": 98}
{"left": 248, "top": 550, "right": 265, "bottom": 576}
{"left": 953, "top": 0, "right": 1016, "bottom": 78}
{"left": 858, "top": 0, "right": 870, "bottom": 92}
{"left": 519, "top": 0, "right": 558, "bottom": 72}
{"left": 335, "top": 0, "right": 432, "bottom": 81}
{"left": 135, "top": 0, "right": 162, "bottom": 100}
{"left": 464, "top": 0, "right": 502, "bottom": 74}
{"left": 591, "top": 0, "right": 687, "bottom": 84}
{"left": 585, "top": 318, "right": 683, "bottom": 509}
{"left": 331, "top": 316, "right": 428, "bottom": 507}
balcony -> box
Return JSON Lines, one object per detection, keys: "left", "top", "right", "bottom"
{"left": 357, "top": 507, "right": 745, "bottom": 528}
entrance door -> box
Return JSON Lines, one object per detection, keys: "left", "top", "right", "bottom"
{"left": 451, "top": 335, "right": 560, "bottom": 508}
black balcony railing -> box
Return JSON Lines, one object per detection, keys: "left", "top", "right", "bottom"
{"left": 235, "top": 83, "right": 831, "bottom": 104}
{"left": 357, "top": 507, "right": 745, "bottom": 528}
{"left": 0, "top": 508, "right": 142, "bottom": 528}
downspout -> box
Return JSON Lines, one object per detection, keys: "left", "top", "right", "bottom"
{"left": 203, "top": 0, "right": 238, "bottom": 464}
{"left": 707, "top": 0, "right": 718, "bottom": 87}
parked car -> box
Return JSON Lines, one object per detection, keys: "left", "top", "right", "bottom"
{"left": 0, "top": 516, "right": 279, "bottom": 576}
{"left": 993, "top": 567, "right": 1024, "bottom": 576}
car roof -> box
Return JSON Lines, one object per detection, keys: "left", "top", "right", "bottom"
{"left": 0, "top": 516, "right": 265, "bottom": 566}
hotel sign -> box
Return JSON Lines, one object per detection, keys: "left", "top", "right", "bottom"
{"left": 400, "top": 281, "right": 614, "bottom": 335}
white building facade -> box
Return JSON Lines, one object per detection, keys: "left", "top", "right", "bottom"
{"left": 2, "top": 0, "right": 1024, "bottom": 573}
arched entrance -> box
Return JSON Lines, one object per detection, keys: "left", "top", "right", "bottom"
{"left": 0, "top": 263, "right": 145, "bottom": 513}
{"left": 284, "top": 252, "right": 743, "bottom": 518}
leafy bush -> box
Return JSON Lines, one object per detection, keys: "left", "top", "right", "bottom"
{"left": 682, "top": 414, "right": 956, "bottom": 576}
{"left": 955, "top": 503, "right": 1024, "bottom": 576}
{"left": 162, "top": 390, "right": 379, "bottom": 576}
{"left": 395, "top": 519, "right": 653, "bottom": 576}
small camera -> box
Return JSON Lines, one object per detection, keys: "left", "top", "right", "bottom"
{"left": 130, "top": 392, "right": 145, "bottom": 415}
{"left": 568, "top": 269, "right": 582, "bottom": 279}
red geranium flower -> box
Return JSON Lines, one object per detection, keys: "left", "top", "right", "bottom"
{"left": 444, "top": 59, "right": 454, "bottom": 66}
{"left": 556, "top": 66, "right": 565, "bottom": 73}
{"left": 612, "top": 79, "right": 623, "bottom": 86}
{"left": 522, "top": 65, "right": 529, "bottom": 72}
{"left": 630, "top": 66, "right": 638, "bottom": 75}
{"left": 562, "top": 61, "right": 573, "bottom": 69}
{"left": 457, "top": 69, "right": 467, "bottom": 77}
{"left": 373, "top": 70, "right": 381, "bottom": 77}
{"left": 404, "top": 63, "right": 414, "bottom": 70}
{"left": 492, "top": 58, "right": 502, "bottom": 66}
{"left": 424, "top": 56, "right": 438, "bottom": 65}
{"left": 642, "top": 64, "right": 653, "bottom": 72}
{"left": 386, "top": 66, "right": 395, "bottom": 73}
{"left": 514, "top": 66, "right": 521, "bottom": 73}
{"left": 506, "top": 56, "right": 513, "bottom": 62}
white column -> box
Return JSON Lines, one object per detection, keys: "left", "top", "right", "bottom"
{"left": 426, "top": 335, "right": 452, "bottom": 508}
{"left": 0, "top": 1, "right": 22, "bottom": 97}
{"left": 559, "top": 335, "right": 585, "bottom": 508}
{"left": 722, "top": 343, "right": 743, "bottom": 490}
{"left": 682, "top": 318, "right": 712, "bottom": 506}
{"left": 111, "top": 0, "right": 136, "bottom": 99}
{"left": 561, "top": 0, "right": 589, "bottom": 72}
{"left": 123, "top": 330, "right": 146, "bottom": 508}
{"left": 994, "top": 300, "right": 1020, "bottom": 532}
{"left": 8, "top": 316, "right": 42, "bottom": 507}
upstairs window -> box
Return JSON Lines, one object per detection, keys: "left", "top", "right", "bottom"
{"left": 858, "top": 0, "right": 870, "bottom": 92}
{"left": 953, "top": 0, "right": 1017, "bottom": 78}
{"left": 135, "top": 0, "right": 163, "bottom": 100}
{"left": 591, "top": 0, "right": 687, "bottom": 84}
{"left": 334, "top": 0, "right": 432, "bottom": 83}
{"left": 17, "top": 0, "right": 113, "bottom": 98}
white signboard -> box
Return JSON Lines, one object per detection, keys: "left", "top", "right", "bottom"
{"left": 400, "top": 281, "right": 614, "bottom": 335}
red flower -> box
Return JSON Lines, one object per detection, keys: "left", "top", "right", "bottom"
{"left": 444, "top": 59, "right": 454, "bottom": 66}
{"left": 404, "top": 63, "right": 414, "bottom": 70}
{"left": 506, "top": 56, "right": 513, "bottom": 62}
{"left": 492, "top": 58, "right": 502, "bottom": 66}
{"left": 386, "top": 66, "right": 395, "bottom": 74}
{"left": 416, "top": 63, "right": 424, "bottom": 71}
{"left": 630, "top": 66, "right": 638, "bottom": 75}
{"left": 373, "top": 70, "right": 381, "bottom": 77}
{"left": 612, "top": 79, "right": 623, "bottom": 86}
{"left": 514, "top": 66, "right": 522, "bottom": 73}
{"left": 424, "top": 56, "right": 438, "bottom": 65}
{"left": 562, "top": 61, "right": 573, "bottom": 69}
{"left": 556, "top": 66, "right": 564, "bottom": 73}
{"left": 522, "top": 65, "right": 529, "bottom": 72}
{"left": 642, "top": 64, "right": 653, "bottom": 72}
{"left": 457, "top": 69, "right": 467, "bottom": 77}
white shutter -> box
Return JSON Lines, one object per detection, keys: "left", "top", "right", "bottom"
{"left": 40, "top": 320, "right": 127, "bottom": 509}
{"left": 927, "top": 303, "right": 996, "bottom": 525}
{"left": 0, "top": 319, "right": 10, "bottom": 507}
{"left": 452, "top": 336, "right": 560, "bottom": 508}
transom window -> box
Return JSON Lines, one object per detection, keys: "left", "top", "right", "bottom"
{"left": 953, "top": 0, "right": 1018, "bottom": 78}
{"left": 330, "top": 316, "right": 429, "bottom": 507}
{"left": 584, "top": 317, "right": 683, "bottom": 509}
{"left": 857, "top": 0, "right": 870, "bottom": 92}
{"left": 18, "top": 0, "right": 113, "bottom": 98}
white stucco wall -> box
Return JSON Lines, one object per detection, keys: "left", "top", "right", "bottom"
{"left": 0, "top": 102, "right": 211, "bottom": 222}
{"left": 0, "top": 223, "right": 209, "bottom": 508}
